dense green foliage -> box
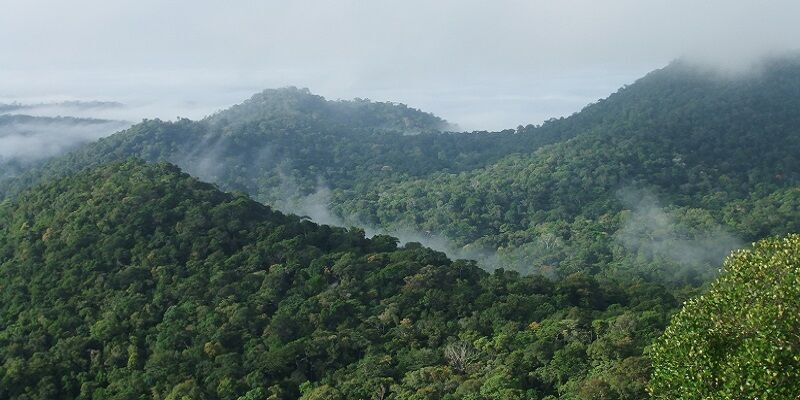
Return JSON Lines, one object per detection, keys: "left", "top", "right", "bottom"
{"left": 332, "top": 60, "right": 800, "bottom": 281}
{"left": 3, "top": 58, "right": 800, "bottom": 398}
{"left": 0, "top": 87, "right": 584, "bottom": 207}
{"left": 0, "top": 161, "right": 677, "bottom": 399}
{"left": 649, "top": 234, "right": 800, "bottom": 398}
{"left": 205, "top": 87, "right": 451, "bottom": 133}
{"left": 4, "top": 60, "right": 800, "bottom": 285}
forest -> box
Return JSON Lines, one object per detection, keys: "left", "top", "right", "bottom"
{"left": 1, "top": 57, "right": 799, "bottom": 399}
{"left": 0, "top": 160, "right": 678, "bottom": 399}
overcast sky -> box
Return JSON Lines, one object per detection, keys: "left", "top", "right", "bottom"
{"left": 2, "top": 0, "right": 799, "bottom": 130}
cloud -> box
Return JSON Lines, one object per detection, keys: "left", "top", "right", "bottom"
{"left": 260, "top": 170, "right": 501, "bottom": 265}
{"left": 2, "top": 1, "right": 797, "bottom": 129}
{"left": 615, "top": 187, "right": 744, "bottom": 274}
{"left": 0, "top": 115, "right": 130, "bottom": 163}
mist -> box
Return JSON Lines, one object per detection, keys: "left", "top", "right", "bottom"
{"left": 0, "top": 115, "right": 130, "bottom": 163}
{"left": 253, "top": 170, "right": 501, "bottom": 266}
{"left": 615, "top": 188, "right": 744, "bottom": 274}
{"left": 152, "top": 134, "right": 753, "bottom": 276}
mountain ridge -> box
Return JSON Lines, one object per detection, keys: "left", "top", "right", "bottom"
{"left": 2, "top": 57, "right": 800, "bottom": 282}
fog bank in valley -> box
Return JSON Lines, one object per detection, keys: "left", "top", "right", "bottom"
{"left": 0, "top": 114, "right": 130, "bottom": 163}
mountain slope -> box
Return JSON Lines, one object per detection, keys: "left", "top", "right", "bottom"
{"left": 0, "top": 86, "right": 583, "bottom": 203}
{"left": 3, "top": 58, "right": 800, "bottom": 283}
{"left": 0, "top": 160, "right": 676, "bottom": 399}
{"left": 331, "top": 58, "right": 800, "bottom": 281}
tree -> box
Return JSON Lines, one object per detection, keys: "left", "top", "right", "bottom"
{"left": 649, "top": 234, "right": 800, "bottom": 398}
{"left": 443, "top": 341, "right": 478, "bottom": 373}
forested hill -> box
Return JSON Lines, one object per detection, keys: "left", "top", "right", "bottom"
{"left": 327, "top": 57, "right": 800, "bottom": 279}
{"left": 0, "top": 85, "right": 583, "bottom": 201}
{"left": 3, "top": 57, "right": 800, "bottom": 282}
{"left": 205, "top": 87, "right": 452, "bottom": 132}
{"left": 0, "top": 160, "right": 677, "bottom": 399}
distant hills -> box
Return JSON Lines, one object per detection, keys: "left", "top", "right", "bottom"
{"left": 2, "top": 57, "right": 800, "bottom": 399}
{"left": 3, "top": 57, "right": 800, "bottom": 283}
{"left": 206, "top": 87, "right": 453, "bottom": 132}
{"left": 334, "top": 58, "right": 800, "bottom": 281}
{"left": 0, "top": 100, "right": 124, "bottom": 115}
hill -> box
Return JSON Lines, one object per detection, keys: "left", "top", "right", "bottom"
{"left": 331, "top": 57, "right": 800, "bottom": 282}
{"left": 0, "top": 160, "right": 676, "bottom": 399}
{"left": 0, "top": 86, "right": 580, "bottom": 201}
{"left": 206, "top": 87, "right": 452, "bottom": 132}
{"left": 0, "top": 100, "right": 124, "bottom": 115}
{"left": 3, "top": 57, "right": 800, "bottom": 283}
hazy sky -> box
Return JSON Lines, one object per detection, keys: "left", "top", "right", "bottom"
{"left": 2, "top": 0, "right": 799, "bottom": 130}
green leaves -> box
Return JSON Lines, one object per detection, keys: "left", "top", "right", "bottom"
{"left": 0, "top": 160, "right": 679, "bottom": 399}
{"left": 650, "top": 234, "right": 800, "bottom": 398}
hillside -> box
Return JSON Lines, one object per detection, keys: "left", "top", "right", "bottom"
{"left": 331, "top": 58, "right": 800, "bottom": 281}
{"left": 0, "top": 86, "right": 580, "bottom": 202}
{"left": 0, "top": 160, "right": 677, "bottom": 399}
{"left": 3, "top": 57, "right": 800, "bottom": 283}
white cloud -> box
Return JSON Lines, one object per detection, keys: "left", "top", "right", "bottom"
{"left": 0, "top": 116, "right": 130, "bottom": 162}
